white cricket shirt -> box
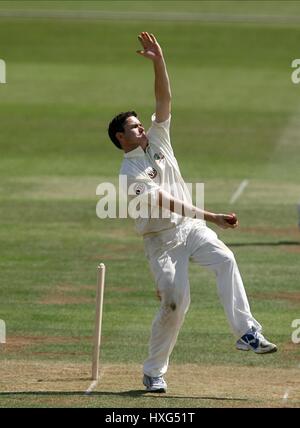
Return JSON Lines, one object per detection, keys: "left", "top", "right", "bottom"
{"left": 120, "top": 114, "right": 193, "bottom": 236}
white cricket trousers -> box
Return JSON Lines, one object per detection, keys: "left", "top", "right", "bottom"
{"left": 143, "top": 219, "right": 262, "bottom": 378}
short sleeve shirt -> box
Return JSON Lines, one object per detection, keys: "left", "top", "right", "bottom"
{"left": 119, "top": 114, "right": 193, "bottom": 236}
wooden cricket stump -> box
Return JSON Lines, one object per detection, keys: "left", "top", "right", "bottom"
{"left": 92, "top": 263, "right": 106, "bottom": 381}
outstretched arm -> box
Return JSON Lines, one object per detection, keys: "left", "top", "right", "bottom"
{"left": 158, "top": 189, "right": 239, "bottom": 229}
{"left": 137, "top": 32, "right": 171, "bottom": 123}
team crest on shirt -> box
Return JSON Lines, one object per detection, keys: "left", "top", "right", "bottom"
{"left": 154, "top": 152, "right": 165, "bottom": 161}
{"left": 134, "top": 183, "right": 145, "bottom": 195}
{"left": 146, "top": 167, "right": 158, "bottom": 179}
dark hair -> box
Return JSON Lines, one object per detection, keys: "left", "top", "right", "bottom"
{"left": 108, "top": 111, "right": 138, "bottom": 149}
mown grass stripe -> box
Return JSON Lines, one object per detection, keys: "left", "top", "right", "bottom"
{"left": 1, "top": 9, "right": 300, "bottom": 24}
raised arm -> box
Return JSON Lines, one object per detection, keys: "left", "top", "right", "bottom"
{"left": 137, "top": 32, "right": 171, "bottom": 123}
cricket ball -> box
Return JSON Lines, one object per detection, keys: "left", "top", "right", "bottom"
{"left": 226, "top": 213, "right": 237, "bottom": 225}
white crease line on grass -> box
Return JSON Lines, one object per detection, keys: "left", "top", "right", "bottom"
{"left": 85, "top": 380, "right": 98, "bottom": 395}
{"left": 85, "top": 365, "right": 107, "bottom": 395}
{"left": 1, "top": 10, "right": 300, "bottom": 24}
{"left": 230, "top": 179, "right": 249, "bottom": 204}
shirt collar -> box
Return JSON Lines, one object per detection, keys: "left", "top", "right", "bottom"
{"left": 124, "top": 145, "right": 147, "bottom": 159}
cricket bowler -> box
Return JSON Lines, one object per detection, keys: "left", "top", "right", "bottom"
{"left": 108, "top": 32, "right": 277, "bottom": 393}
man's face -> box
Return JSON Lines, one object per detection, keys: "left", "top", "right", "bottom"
{"left": 122, "top": 116, "right": 148, "bottom": 147}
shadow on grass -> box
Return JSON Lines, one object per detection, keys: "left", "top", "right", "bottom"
{"left": 228, "top": 241, "right": 300, "bottom": 247}
{"left": 0, "top": 390, "right": 248, "bottom": 402}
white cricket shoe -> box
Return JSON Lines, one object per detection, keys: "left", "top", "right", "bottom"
{"left": 143, "top": 374, "right": 167, "bottom": 393}
{"left": 236, "top": 327, "right": 277, "bottom": 354}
